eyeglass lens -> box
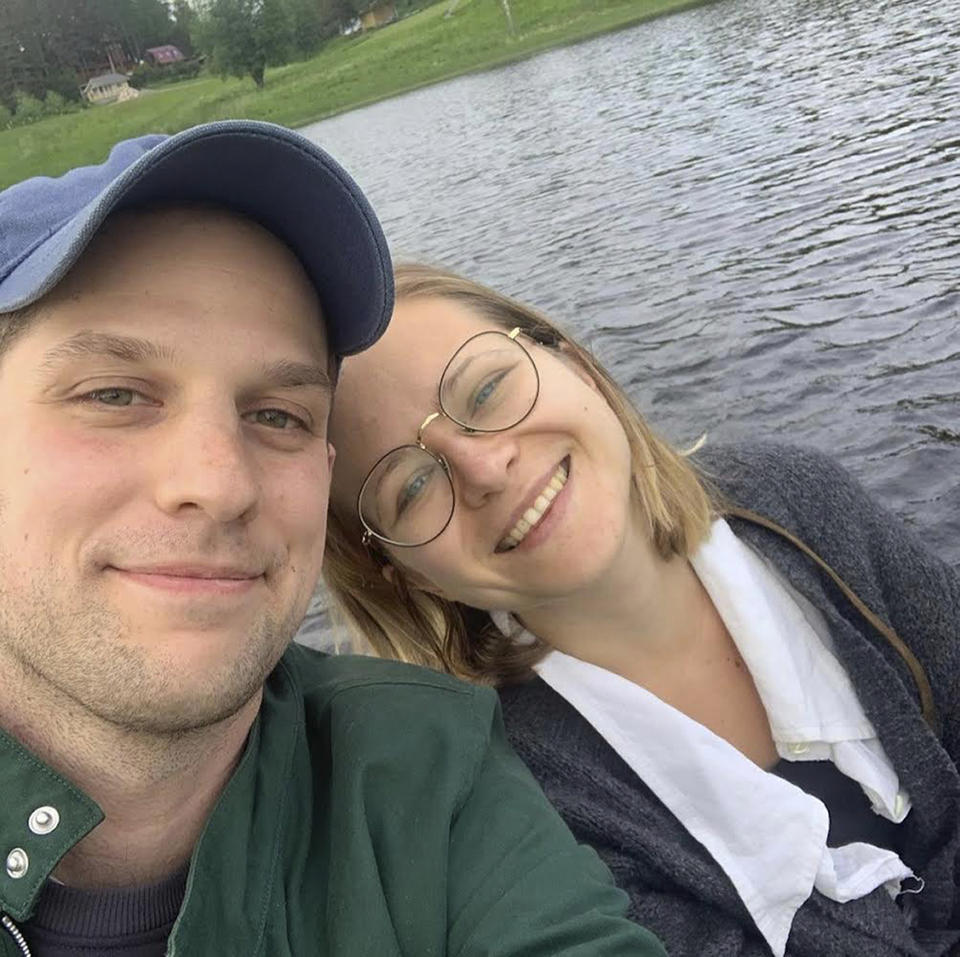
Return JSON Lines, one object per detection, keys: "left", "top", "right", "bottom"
{"left": 359, "top": 331, "right": 538, "bottom": 546}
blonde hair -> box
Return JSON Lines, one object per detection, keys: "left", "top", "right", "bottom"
{"left": 323, "top": 263, "right": 717, "bottom": 684}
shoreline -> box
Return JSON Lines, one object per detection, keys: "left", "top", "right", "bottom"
{"left": 289, "top": 0, "right": 715, "bottom": 130}
{"left": 0, "top": 0, "right": 717, "bottom": 190}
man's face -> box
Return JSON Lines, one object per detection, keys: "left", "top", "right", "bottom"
{"left": 0, "top": 207, "right": 334, "bottom": 733}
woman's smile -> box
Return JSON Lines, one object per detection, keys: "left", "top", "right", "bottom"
{"left": 496, "top": 456, "right": 571, "bottom": 552}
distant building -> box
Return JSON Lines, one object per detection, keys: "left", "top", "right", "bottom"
{"left": 360, "top": 0, "right": 396, "bottom": 30}
{"left": 144, "top": 45, "right": 186, "bottom": 66}
{"left": 76, "top": 44, "right": 133, "bottom": 89}
{"left": 82, "top": 73, "right": 139, "bottom": 105}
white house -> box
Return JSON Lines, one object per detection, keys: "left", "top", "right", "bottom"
{"left": 82, "top": 73, "right": 139, "bottom": 105}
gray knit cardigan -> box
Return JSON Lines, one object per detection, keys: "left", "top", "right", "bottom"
{"left": 498, "top": 444, "right": 960, "bottom": 957}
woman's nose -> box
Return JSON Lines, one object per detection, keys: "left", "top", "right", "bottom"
{"left": 427, "top": 420, "right": 518, "bottom": 509}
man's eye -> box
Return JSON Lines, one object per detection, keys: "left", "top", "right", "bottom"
{"left": 249, "top": 409, "right": 307, "bottom": 430}
{"left": 82, "top": 388, "right": 138, "bottom": 406}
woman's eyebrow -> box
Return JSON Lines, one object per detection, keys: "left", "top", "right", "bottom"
{"left": 442, "top": 353, "right": 480, "bottom": 396}
{"left": 442, "top": 345, "right": 515, "bottom": 396}
{"left": 374, "top": 453, "right": 403, "bottom": 502}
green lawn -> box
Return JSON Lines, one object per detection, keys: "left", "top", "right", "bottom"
{"left": 0, "top": 0, "right": 711, "bottom": 190}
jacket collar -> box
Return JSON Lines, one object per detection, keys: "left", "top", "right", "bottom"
{"left": 0, "top": 729, "right": 102, "bottom": 922}
{"left": 0, "top": 649, "right": 303, "bottom": 942}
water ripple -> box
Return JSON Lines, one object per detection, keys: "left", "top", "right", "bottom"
{"left": 296, "top": 0, "right": 960, "bottom": 643}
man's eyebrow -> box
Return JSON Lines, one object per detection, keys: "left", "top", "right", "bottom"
{"left": 40, "top": 331, "right": 177, "bottom": 370}
{"left": 258, "top": 359, "right": 333, "bottom": 394}
{"left": 39, "top": 333, "right": 332, "bottom": 393}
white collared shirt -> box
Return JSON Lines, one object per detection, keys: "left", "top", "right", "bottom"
{"left": 506, "top": 519, "right": 915, "bottom": 957}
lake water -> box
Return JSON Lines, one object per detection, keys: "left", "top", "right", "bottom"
{"left": 297, "top": 0, "right": 960, "bottom": 645}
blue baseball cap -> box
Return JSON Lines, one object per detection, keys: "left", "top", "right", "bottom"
{"left": 0, "top": 120, "right": 393, "bottom": 357}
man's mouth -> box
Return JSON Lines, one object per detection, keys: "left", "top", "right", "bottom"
{"left": 112, "top": 563, "right": 264, "bottom": 579}
{"left": 497, "top": 457, "right": 570, "bottom": 552}
{"left": 104, "top": 562, "right": 267, "bottom": 595}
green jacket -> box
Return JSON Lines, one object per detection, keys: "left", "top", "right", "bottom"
{"left": 0, "top": 645, "right": 665, "bottom": 956}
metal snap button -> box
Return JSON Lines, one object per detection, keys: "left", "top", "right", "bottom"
{"left": 5, "top": 848, "right": 28, "bottom": 879}
{"left": 28, "top": 806, "right": 60, "bottom": 835}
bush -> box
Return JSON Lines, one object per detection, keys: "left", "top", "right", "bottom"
{"left": 43, "top": 91, "right": 70, "bottom": 115}
{"left": 46, "top": 69, "right": 84, "bottom": 103}
{"left": 129, "top": 63, "right": 161, "bottom": 88}
{"left": 13, "top": 91, "right": 46, "bottom": 122}
{"left": 2, "top": 88, "right": 84, "bottom": 129}
{"left": 129, "top": 58, "right": 203, "bottom": 89}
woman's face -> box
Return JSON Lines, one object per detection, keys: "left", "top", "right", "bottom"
{"left": 329, "top": 295, "right": 638, "bottom": 612}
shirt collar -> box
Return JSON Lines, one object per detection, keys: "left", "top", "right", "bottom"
{"left": 691, "top": 518, "right": 874, "bottom": 744}
{"left": 525, "top": 518, "right": 912, "bottom": 956}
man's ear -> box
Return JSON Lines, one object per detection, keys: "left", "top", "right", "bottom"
{"left": 327, "top": 442, "right": 336, "bottom": 471}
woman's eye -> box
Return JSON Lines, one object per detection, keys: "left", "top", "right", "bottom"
{"left": 397, "top": 468, "right": 433, "bottom": 515}
{"left": 250, "top": 409, "right": 307, "bottom": 430}
{"left": 471, "top": 368, "right": 510, "bottom": 412}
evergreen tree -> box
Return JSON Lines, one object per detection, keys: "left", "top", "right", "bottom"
{"left": 0, "top": 0, "right": 179, "bottom": 114}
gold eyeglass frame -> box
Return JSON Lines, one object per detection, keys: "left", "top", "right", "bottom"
{"left": 357, "top": 327, "right": 540, "bottom": 549}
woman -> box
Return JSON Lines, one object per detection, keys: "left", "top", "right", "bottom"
{"left": 324, "top": 263, "right": 960, "bottom": 957}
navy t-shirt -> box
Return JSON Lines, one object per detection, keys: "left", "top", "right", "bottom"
{"left": 21, "top": 864, "right": 187, "bottom": 957}
{"left": 771, "top": 758, "right": 904, "bottom": 854}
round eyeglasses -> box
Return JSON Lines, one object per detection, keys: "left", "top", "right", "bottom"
{"left": 358, "top": 327, "right": 540, "bottom": 548}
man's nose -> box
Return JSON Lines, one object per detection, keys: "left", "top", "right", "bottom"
{"left": 152, "top": 409, "right": 260, "bottom": 523}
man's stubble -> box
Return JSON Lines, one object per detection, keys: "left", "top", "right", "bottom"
{"left": 0, "top": 525, "right": 304, "bottom": 739}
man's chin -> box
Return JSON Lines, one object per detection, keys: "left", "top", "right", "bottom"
{"left": 81, "top": 624, "right": 292, "bottom": 735}
{"left": 1, "top": 579, "right": 305, "bottom": 736}
{"left": 91, "top": 668, "right": 271, "bottom": 736}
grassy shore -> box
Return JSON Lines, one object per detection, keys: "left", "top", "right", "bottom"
{"left": 1, "top": 0, "right": 710, "bottom": 189}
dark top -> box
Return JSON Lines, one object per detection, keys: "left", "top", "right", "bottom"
{"left": 21, "top": 865, "right": 187, "bottom": 957}
{"left": 499, "top": 443, "right": 960, "bottom": 956}
{"left": 769, "top": 759, "right": 904, "bottom": 856}
{"left": 2, "top": 653, "right": 661, "bottom": 957}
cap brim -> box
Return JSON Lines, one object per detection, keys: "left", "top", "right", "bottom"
{"left": 0, "top": 121, "right": 392, "bottom": 357}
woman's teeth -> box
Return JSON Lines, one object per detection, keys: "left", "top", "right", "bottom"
{"left": 499, "top": 461, "right": 569, "bottom": 551}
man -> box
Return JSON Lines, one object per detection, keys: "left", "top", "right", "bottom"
{"left": 0, "top": 121, "right": 666, "bottom": 956}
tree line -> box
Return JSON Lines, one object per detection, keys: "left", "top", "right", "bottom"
{"left": 0, "top": 0, "right": 193, "bottom": 109}
{"left": 0, "top": 0, "right": 381, "bottom": 119}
